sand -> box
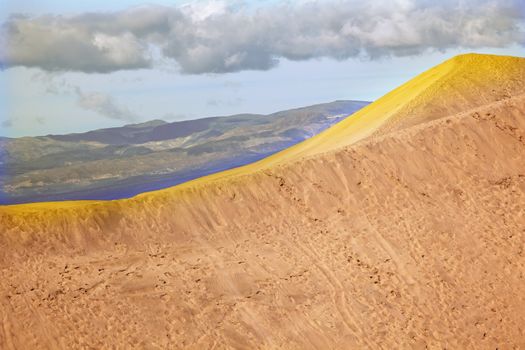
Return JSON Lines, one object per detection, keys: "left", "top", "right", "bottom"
{"left": 1, "top": 54, "right": 525, "bottom": 349}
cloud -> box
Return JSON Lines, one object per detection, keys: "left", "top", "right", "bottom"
{"left": 1, "top": 120, "right": 12, "bottom": 128}
{"left": 222, "top": 80, "right": 242, "bottom": 91}
{"left": 28, "top": 72, "right": 138, "bottom": 122}
{"left": 34, "top": 117, "right": 46, "bottom": 125}
{"left": 75, "top": 88, "right": 138, "bottom": 121}
{"left": 207, "top": 97, "right": 245, "bottom": 107}
{"left": 1, "top": 0, "right": 524, "bottom": 74}
{"left": 31, "top": 71, "right": 75, "bottom": 94}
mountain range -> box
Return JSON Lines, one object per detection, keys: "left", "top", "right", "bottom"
{"left": 0, "top": 100, "right": 369, "bottom": 204}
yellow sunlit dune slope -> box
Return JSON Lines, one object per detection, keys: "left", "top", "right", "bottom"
{"left": 157, "top": 53, "right": 525, "bottom": 183}
{"left": 258, "top": 53, "right": 525, "bottom": 161}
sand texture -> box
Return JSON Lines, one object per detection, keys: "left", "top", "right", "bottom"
{"left": 1, "top": 54, "right": 525, "bottom": 349}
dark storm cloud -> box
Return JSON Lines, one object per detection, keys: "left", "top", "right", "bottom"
{"left": 0, "top": 0, "right": 523, "bottom": 74}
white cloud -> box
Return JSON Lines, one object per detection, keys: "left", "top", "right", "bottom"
{"left": 1, "top": 0, "right": 523, "bottom": 74}
{"left": 91, "top": 32, "right": 147, "bottom": 66}
{"left": 76, "top": 88, "right": 138, "bottom": 121}
{"left": 180, "top": 0, "right": 230, "bottom": 21}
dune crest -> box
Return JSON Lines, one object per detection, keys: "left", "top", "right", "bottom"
{"left": 3, "top": 54, "right": 524, "bottom": 213}
{"left": 262, "top": 53, "right": 525, "bottom": 160}
{"left": 1, "top": 54, "right": 525, "bottom": 349}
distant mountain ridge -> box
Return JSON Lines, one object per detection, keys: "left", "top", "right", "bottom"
{"left": 0, "top": 100, "right": 369, "bottom": 204}
{"left": 48, "top": 117, "right": 216, "bottom": 144}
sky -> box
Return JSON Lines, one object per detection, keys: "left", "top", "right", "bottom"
{"left": 1, "top": 0, "right": 524, "bottom": 137}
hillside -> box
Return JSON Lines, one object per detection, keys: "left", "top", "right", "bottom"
{"left": 0, "top": 100, "right": 368, "bottom": 204}
{"left": 1, "top": 54, "right": 524, "bottom": 348}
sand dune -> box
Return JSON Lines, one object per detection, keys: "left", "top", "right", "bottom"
{"left": 1, "top": 54, "right": 525, "bottom": 348}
